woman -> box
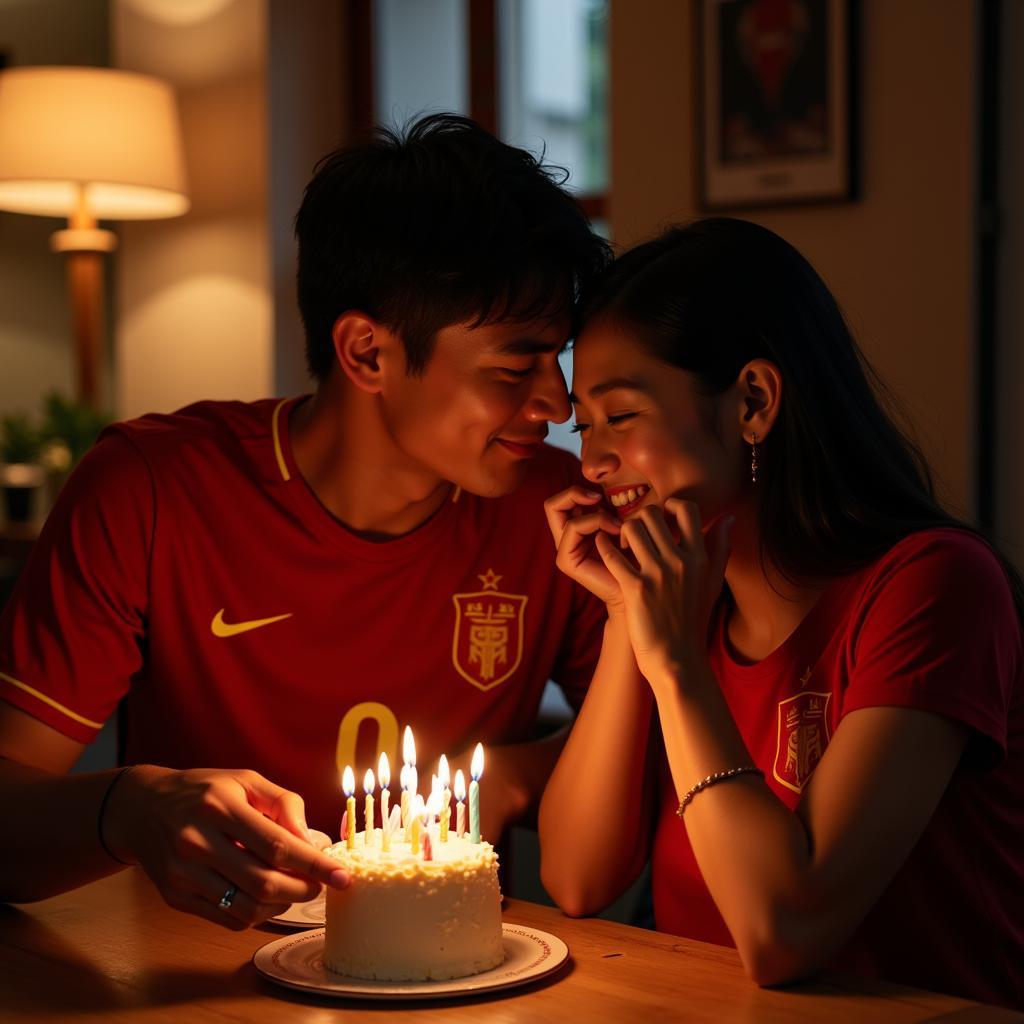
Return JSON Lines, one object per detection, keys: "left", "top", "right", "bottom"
{"left": 539, "top": 219, "right": 1023, "bottom": 1008}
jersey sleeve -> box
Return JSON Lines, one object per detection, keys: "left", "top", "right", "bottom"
{"left": 0, "top": 431, "right": 153, "bottom": 743}
{"left": 841, "top": 531, "right": 1021, "bottom": 768}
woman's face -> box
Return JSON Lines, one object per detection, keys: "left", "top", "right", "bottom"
{"left": 570, "top": 316, "right": 744, "bottom": 524}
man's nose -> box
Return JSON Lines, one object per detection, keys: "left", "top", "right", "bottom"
{"left": 525, "top": 359, "right": 572, "bottom": 424}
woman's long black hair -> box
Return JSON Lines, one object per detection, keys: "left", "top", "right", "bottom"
{"left": 582, "top": 217, "right": 1024, "bottom": 622}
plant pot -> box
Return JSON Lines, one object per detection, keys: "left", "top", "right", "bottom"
{"left": 0, "top": 463, "right": 46, "bottom": 524}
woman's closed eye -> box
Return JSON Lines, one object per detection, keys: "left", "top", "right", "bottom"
{"left": 570, "top": 412, "right": 637, "bottom": 434}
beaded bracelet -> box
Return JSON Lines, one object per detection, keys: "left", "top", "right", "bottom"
{"left": 97, "top": 765, "right": 136, "bottom": 865}
{"left": 676, "top": 765, "right": 764, "bottom": 818}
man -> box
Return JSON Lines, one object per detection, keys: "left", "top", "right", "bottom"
{"left": 0, "top": 115, "right": 610, "bottom": 929}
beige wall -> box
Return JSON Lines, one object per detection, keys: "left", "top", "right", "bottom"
{"left": 610, "top": 0, "right": 977, "bottom": 518}
{"left": 113, "top": 0, "right": 271, "bottom": 420}
{"left": 111, "top": 0, "right": 345, "bottom": 418}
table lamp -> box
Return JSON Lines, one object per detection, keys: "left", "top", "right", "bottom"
{"left": 0, "top": 66, "right": 189, "bottom": 408}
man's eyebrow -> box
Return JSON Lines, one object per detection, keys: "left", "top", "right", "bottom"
{"left": 495, "top": 337, "right": 564, "bottom": 356}
{"left": 569, "top": 377, "right": 650, "bottom": 403}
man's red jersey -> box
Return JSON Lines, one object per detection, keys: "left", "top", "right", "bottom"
{"left": 0, "top": 398, "right": 605, "bottom": 830}
{"left": 652, "top": 529, "right": 1024, "bottom": 1007}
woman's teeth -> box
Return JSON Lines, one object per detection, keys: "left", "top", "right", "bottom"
{"left": 610, "top": 485, "right": 648, "bottom": 507}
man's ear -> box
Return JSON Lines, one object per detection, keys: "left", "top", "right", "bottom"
{"left": 735, "top": 358, "right": 783, "bottom": 442}
{"left": 331, "top": 312, "right": 390, "bottom": 394}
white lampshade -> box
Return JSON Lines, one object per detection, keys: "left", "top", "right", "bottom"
{"left": 0, "top": 66, "right": 189, "bottom": 220}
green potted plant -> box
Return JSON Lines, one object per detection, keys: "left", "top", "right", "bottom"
{"left": 39, "top": 391, "right": 112, "bottom": 472}
{"left": 0, "top": 411, "right": 45, "bottom": 523}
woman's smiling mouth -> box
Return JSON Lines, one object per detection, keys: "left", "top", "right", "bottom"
{"left": 605, "top": 484, "right": 649, "bottom": 517}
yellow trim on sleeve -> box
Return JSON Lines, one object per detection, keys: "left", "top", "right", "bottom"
{"left": 271, "top": 398, "right": 292, "bottom": 482}
{"left": 0, "top": 670, "right": 105, "bottom": 730}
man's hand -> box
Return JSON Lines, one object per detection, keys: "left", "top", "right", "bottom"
{"left": 104, "top": 765, "right": 350, "bottom": 930}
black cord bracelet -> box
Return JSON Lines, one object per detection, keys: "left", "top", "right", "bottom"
{"left": 97, "top": 765, "right": 136, "bottom": 866}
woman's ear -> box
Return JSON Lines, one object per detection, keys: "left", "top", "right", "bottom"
{"left": 331, "top": 311, "right": 388, "bottom": 394}
{"left": 735, "top": 359, "right": 782, "bottom": 443}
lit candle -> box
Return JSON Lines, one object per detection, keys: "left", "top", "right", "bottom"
{"left": 454, "top": 769, "right": 467, "bottom": 838}
{"left": 400, "top": 762, "right": 410, "bottom": 829}
{"left": 402, "top": 726, "right": 417, "bottom": 827}
{"left": 425, "top": 785, "right": 442, "bottom": 852}
{"left": 378, "top": 752, "right": 391, "bottom": 852}
{"left": 438, "top": 754, "right": 452, "bottom": 842}
{"left": 469, "top": 743, "right": 483, "bottom": 843}
{"left": 409, "top": 793, "right": 425, "bottom": 854}
{"left": 384, "top": 803, "right": 402, "bottom": 847}
{"left": 342, "top": 765, "right": 356, "bottom": 850}
{"left": 363, "top": 768, "right": 375, "bottom": 846}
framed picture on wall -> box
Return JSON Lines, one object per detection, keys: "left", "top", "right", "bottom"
{"left": 697, "top": 0, "right": 859, "bottom": 209}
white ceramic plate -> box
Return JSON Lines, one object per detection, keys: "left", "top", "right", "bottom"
{"left": 269, "top": 891, "right": 326, "bottom": 928}
{"left": 253, "top": 924, "right": 569, "bottom": 1000}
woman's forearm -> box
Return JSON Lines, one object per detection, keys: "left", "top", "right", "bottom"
{"left": 652, "top": 666, "right": 822, "bottom": 980}
{"left": 0, "top": 757, "right": 128, "bottom": 902}
{"left": 539, "top": 615, "right": 655, "bottom": 915}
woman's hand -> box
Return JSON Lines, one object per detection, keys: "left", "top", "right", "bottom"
{"left": 103, "top": 765, "right": 350, "bottom": 930}
{"left": 544, "top": 486, "right": 624, "bottom": 609}
{"left": 594, "top": 500, "right": 733, "bottom": 688}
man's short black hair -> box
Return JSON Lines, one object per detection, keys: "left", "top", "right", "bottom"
{"left": 295, "top": 113, "right": 611, "bottom": 378}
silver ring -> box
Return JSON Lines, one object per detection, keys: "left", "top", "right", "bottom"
{"left": 217, "top": 884, "right": 238, "bottom": 910}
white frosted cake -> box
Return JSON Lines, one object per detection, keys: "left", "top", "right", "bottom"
{"left": 322, "top": 830, "right": 504, "bottom": 981}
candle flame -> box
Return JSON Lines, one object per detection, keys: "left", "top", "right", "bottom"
{"left": 454, "top": 768, "right": 466, "bottom": 801}
{"left": 471, "top": 742, "right": 484, "bottom": 781}
{"left": 403, "top": 725, "right": 416, "bottom": 766}
{"left": 399, "top": 762, "right": 409, "bottom": 791}
{"left": 438, "top": 753, "right": 450, "bottom": 788}
{"left": 363, "top": 768, "right": 375, "bottom": 794}
{"left": 408, "top": 765, "right": 418, "bottom": 799}
{"left": 411, "top": 793, "right": 425, "bottom": 820}
{"left": 378, "top": 751, "right": 391, "bottom": 789}
{"left": 425, "top": 789, "right": 442, "bottom": 821}
{"left": 342, "top": 765, "right": 355, "bottom": 797}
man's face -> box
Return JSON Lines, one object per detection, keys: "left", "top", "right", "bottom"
{"left": 379, "top": 315, "right": 573, "bottom": 497}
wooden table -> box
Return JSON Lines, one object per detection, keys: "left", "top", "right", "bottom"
{"left": 2, "top": 870, "right": 1019, "bottom": 1023}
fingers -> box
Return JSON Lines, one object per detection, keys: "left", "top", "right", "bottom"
{"left": 163, "top": 862, "right": 292, "bottom": 931}
{"left": 204, "top": 829, "right": 324, "bottom": 905}
{"left": 543, "top": 486, "right": 605, "bottom": 547}
{"left": 595, "top": 531, "right": 640, "bottom": 584}
{"left": 225, "top": 799, "right": 351, "bottom": 891}
{"left": 664, "top": 498, "right": 703, "bottom": 551}
{"left": 634, "top": 506, "right": 679, "bottom": 563}
{"left": 237, "top": 771, "right": 310, "bottom": 842}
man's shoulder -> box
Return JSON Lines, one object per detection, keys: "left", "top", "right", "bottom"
{"left": 100, "top": 397, "right": 284, "bottom": 468}
{"left": 105, "top": 397, "right": 281, "bottom": 454}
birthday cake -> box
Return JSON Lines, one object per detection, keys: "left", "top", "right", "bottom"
{"left": 322, "top": 830, "right": 504, "bottom": 981}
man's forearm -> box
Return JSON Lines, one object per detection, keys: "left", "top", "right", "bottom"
{"left": 0, "top": 758, "right": 128, "bottom": 903}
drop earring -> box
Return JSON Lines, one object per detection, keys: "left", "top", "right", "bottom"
{"left": 750, "top": 433, "right": 758, "bottom": 483}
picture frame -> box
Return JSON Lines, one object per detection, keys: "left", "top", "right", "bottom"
{"left": 697, "top": 0, "right": 859, "bottom": 210}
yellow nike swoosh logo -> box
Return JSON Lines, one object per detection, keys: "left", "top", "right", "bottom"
{"left": 210, "top": 608, "right": 293, "bottom": 638}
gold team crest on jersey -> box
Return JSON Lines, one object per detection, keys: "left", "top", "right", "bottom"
{"left": 773, "top": 686, "right": 832, "bottom": 794}
{"left": 451, "top": 569, "right": 528, "bottom": 692}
